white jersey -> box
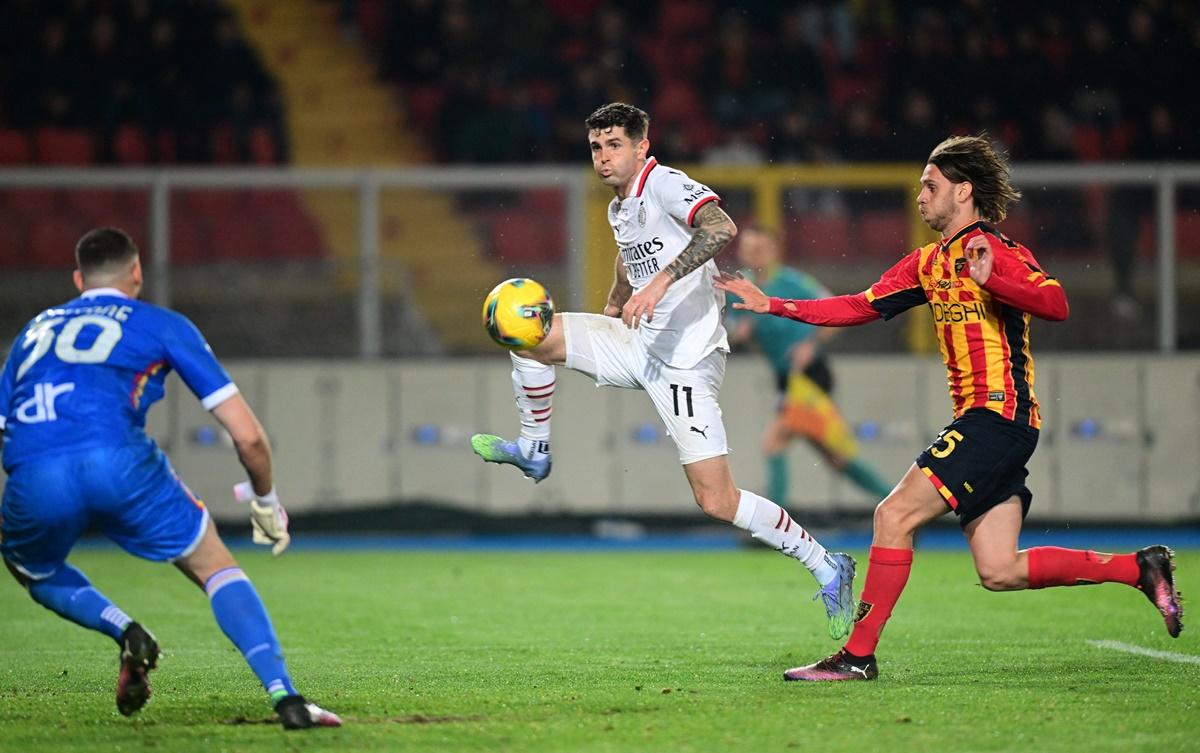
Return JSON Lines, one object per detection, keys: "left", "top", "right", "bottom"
{"left": 607, "top": 157, "right": 729, "bottom": 369}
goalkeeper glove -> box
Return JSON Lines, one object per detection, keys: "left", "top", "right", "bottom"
{"left": 233, "top": 482, "right": 291, "bottom": 556}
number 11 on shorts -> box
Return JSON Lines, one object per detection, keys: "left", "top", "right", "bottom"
{"left": 670, "top": 383, "right": 694, "bottom": 417}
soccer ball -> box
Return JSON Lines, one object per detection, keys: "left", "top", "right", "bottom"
{"left": 481, "top": 277, "right": 555, "bottom": 350}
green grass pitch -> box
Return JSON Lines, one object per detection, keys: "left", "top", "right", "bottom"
{"left": 0, "top": 547, "right": 1195, "bottom": 752}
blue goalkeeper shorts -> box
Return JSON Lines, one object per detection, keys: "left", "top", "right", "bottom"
{"left": 1, "top": 441, "right": 208, "bottom": 580}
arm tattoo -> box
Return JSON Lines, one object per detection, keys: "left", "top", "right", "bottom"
{"left": 606, "top": 253, "right": 633, "bottom": 311}
{"left": 663, "top": 202, "right": 735, "bottom": 282}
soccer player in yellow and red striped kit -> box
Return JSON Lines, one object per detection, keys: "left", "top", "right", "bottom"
{"left": 716, "top": 135, "right": 1183, "bottom": 681}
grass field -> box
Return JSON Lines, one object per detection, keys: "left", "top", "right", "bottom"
{"left": 0, "top": 546, "right": 1195, "bottom": 752}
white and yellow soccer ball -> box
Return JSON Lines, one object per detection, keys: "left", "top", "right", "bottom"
{"left": 481, "top": 277, "right": 555, "bottom": 350}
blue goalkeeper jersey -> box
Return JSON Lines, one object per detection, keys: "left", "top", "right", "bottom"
{"left": 0, "top": 288, "right": 235, "bottom": 470}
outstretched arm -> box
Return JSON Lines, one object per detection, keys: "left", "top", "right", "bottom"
{"left": 715, "top": 272, "right": 884, "bottom": 327}
{"left": 621, "top": 202, "right": 737, "bottom": 329}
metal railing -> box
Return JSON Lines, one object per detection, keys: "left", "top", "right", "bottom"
{"left": 0, "top": 163, "right": 1196, "bottom": 355}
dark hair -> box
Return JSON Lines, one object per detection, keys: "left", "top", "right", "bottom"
{"left": 585, "top": 102, "right": 650, "bottom": 143}
{"left": 927, "top": 135, "right": 1021, "bottom": 222}
{"left": 75, "top": 227, "right": 139, "bottom": 279}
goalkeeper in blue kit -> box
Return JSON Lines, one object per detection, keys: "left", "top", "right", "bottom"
{"left": 0, "top": 228, "right": 339, "bottom": 729}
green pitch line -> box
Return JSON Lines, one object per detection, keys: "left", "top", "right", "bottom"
{"left": 0, "top": 550, "right": 1194, "bottom": 753}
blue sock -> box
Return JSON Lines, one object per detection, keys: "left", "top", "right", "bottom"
{"left": 27, "top": 563, "right": 131, "bottom": 644}
{"left": 205, "top": 567, "right": 298, "bottom": 704}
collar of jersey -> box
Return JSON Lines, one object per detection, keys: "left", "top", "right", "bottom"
{"left": 80, "top": 287, "right": 130, "bottom": 299}
{"left": 633, "top": 157, "right": 658, "bottom": 197}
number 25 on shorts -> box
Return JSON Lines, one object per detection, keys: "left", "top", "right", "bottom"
{"left": 930, "top": 429, "right": 964, "bottom": 458}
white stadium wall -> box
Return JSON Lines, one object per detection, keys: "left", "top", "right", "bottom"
{"left": 6, "top": 354, "right": 1183, "bottom": 524}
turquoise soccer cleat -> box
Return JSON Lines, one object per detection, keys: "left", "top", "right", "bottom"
{"left": 471, "top": 434, "right": 552, "bottom": 482}
{"left": 813, "top": 552, "right": 857, "bottom": 640}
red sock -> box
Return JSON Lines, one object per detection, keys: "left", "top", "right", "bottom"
{"left": 1026, "top": 547, "right": 1139, "bottom": 588}
{"left": 844, "top": 546, "right": 913, "bottom": 658}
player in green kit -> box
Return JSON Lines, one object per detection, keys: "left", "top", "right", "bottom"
{"left": 727, "top": 226, "right": 893, "bottom": 505}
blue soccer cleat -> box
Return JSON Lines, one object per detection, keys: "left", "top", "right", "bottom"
{"left": 813, "top": 552, "right": 857, "bottom": 640}
{"left": 471, "top": 434, "right": 552, "bottom": 482}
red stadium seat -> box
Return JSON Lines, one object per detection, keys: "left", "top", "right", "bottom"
{"left": 28, "top": 214, "right": 91, "bottom": 266}
{"left": 64, "top": 189, "right": 123, "bottom": 219}
{"left": 486, "top": 210, "right": 557, "bottom": 264}
{"left": 262, "top": 202, "right": 323, "bottom": 259}
{"left": 0, "top": 129, "right": 33, "bottom": 165}
{"left": 209, "top": 123, "right": 238, "bottom": 164}
{"left": 403, "top": 84, "right": 446, "bottom": 132}
{"left": 248, "top": 126, "right": 278, "bottom": 164}
{"left": 169, "top": 215, "right": 208, "bottom": 264}
{"left": 0, "top": 211, "right": 26, "bottom": 264}
{"left": 113, "top": 125, "right": 151, "bottom": 164}
{"left": 34, "top": 128, "right": 96, "bottom": 165}
{"left": 856, "top": 210, "right": 908, "bottom": 257}
{"left": 208, "top": 216, "right": 264, "bottom": 261}
{"left": 178, "top": 189, "right": 242, "bottom": 217}
{"left": 1177, "top": 210, "right": 1200, "bottom": 259}
{"left": 785, "top": 212, "right": 853, "bottom": 261}
{"left": 0, "top": 189, "right": 62, "bottom": 217}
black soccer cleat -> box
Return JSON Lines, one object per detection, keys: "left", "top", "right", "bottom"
{"left": 783, "top": 648, "right": 879, "bottom": 681}
{"left": 275, "top": 694, "right": 343, "bottom": 730}
{"left": 116, "top": 622, "right": 159, "bottom": 716}
{"left": 1136, "top": 545, "right": 1183, "bottom": 637}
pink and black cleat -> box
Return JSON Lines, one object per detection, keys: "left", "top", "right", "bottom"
{"left": 784, "top": 649, "right": 878, "bottom": 681}
{"left": 116, "top": 622, "right": 160, "bottom": 716}
{"left": 1136, "top": 545, "right": 1184, "bottom": 637}
{"left": 275, "top": 695, "right": 343, "bottom": 730}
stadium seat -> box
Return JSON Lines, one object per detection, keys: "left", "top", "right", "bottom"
{"left": 0, "top": 189, "right": 62, "bottom": 217}
{"left": 178, "top": 189, "right": 242, "bottom": 217}
{"left": 248, "top": 126, "right": 278, "bottom": 164}
{"left": 28, "top": 214, "right": 90, "bottom": 266}
{"left": 263, "top": 201, "right": 324, "bottom": 259}
{"left": 34, "top": 128, "right": 96, "bottom": 165}
{"left": 785, "top": 212, "right": 853, "bottom": 261}
{"left": 403, "top": 84, "right": 446, "bottom": 132}
{"left": 856, "top": 210, "right": 908, "bottom": 257}
{"left": 0, "top": 211, "right": 26, "bottom": 264}
{"left": 113, "top": 125, "right": 151, "bottom": 164}
{"left": 64, "top": 189, "right": 124, "bottom": 219}
{"left": 0, "top": 129, "right": 33, "bottom": 165}
{"left": 169, "top": 215, "right": 208, "bottom": 264}
{"left": 209, "top": 123, "right": 238, "bottom": 164}
{"left": 1073, "top": 125, "right": 1104, "bottom": 161}
{"left": 486, "top": 210, "right": 558, "bottom": 264}
{"left": 1177, "top": 210, "right": 1200, "bottom": 258}
{"left": 208, "top": 216, "right": 264, "bottom": 261}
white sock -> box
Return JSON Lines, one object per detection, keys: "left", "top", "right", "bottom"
{"left": 511, "top": 353, "right": 553, "bottom": 457}
{"left": 733, "top": 489, "right": 835, "bottom": 585}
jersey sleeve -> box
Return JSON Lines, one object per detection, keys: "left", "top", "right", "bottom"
{"left": 764, "top": 251, "right": 926, "bottom": 326}
{"left": 0, "top": 336, "right": 18, "bottom": 431}
{"left": 976, "top": 231, "right": 1069, "bottom": 321}
{"left": 162, "top": 311, "right": 239, "bottom": 410}
{"left": 863, "top": 249, "right": 927, "bottom": 320}
{"left": 652, "top": 169, "right": 721, "bottom": 227}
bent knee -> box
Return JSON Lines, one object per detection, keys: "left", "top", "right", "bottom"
{"left": 976, "top": 567, "right": 1024, "bottom": 592}
{"left": 693, "top": 488, "right": 737, "bottom": 522}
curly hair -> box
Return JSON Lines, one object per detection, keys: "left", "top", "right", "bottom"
{"left": 585, "top": 102, "right": 650, "bottom": 143}
{"left": 928, "top": 135, "right": 1022, "bottom": 223}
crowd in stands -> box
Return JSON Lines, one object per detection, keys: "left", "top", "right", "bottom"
{"left": 357, "top": 0, "right": 1199, "bottom": 165}
{"left": 0, "top": 0, "right": 287, "bottom": 165}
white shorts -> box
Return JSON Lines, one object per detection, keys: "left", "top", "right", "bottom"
{"left": 561, "top": 312, "right": 728, "bottom": 464}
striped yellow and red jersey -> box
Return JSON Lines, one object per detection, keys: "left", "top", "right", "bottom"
{"left": 766, "top": 221, "right": 1068, "bottom": 429}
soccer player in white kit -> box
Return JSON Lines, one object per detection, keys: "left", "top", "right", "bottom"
{"left": 471, "top": 103, "right": 857, "bottom": 638}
